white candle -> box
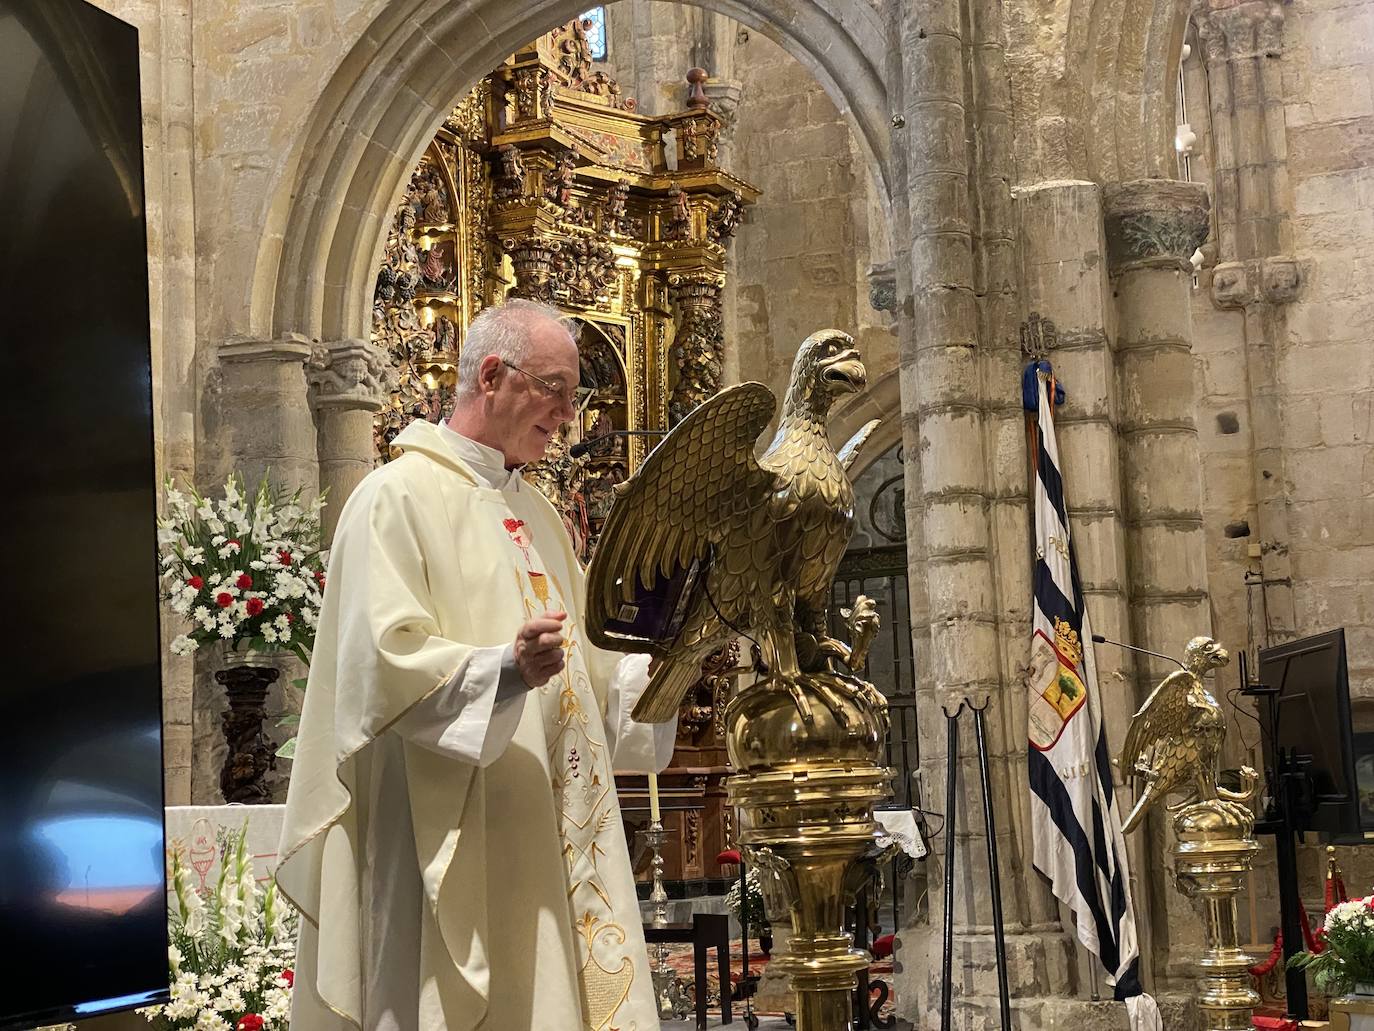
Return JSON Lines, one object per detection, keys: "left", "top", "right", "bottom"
{"left": 648, "top": 771, "right": 661, "bottom": 824}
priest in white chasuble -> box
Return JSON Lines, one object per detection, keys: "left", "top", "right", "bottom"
{"left": 277, "top": 300, "right": 675, "bottom": 1031}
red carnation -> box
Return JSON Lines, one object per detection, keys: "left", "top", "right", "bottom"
{"left": 286, "top": 613, "right": 295, "bottom": 623}
{"left": 246, "top": 597, "right": 265, "bottom": 617}
{"left": 280, "top": 968, "right": 294, "bottom": 987}
{"left": 236, "top": 573, "right": 253, "bottom": 590}
{"left": 227, "top": 538, "right": 240, "bottom": 548}
{"left": 237, "top": 1016, "right": 264, "bottom": 1031}
{"left": 186, "top": 576, "right": 204, "bottom": 590}
{"left": 216, "top": 592, "right": 233, "bottom": 608}
{"left": 315, "top": 571, "right": 326, "bottom": 588}
{"left": 278, "top": 550, "right": 293, "bottom": 566}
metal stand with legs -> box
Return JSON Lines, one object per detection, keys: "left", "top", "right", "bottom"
{"left": 939, "top": 701, "right": 1012, "bottom": 1031}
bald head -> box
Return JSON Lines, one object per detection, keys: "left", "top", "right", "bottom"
{"left": 448, "top": 300, "right": 581, "bottom": 467}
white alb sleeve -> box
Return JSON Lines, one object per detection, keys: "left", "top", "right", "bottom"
{"left": 604, "top": 653, "right": 677, "bottom": 773}
{"left": 393, "top": 643, "right": 526, "bottom": 767}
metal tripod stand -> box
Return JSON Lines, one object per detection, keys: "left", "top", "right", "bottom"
{"left": 938, "top": 699, "right": 1011, "bottom": 1031}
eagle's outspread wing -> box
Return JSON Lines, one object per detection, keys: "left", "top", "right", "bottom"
{"left": 837, "top": 418, "right": 881, "bottom": 474}
{"left": 586, "top": 382, "right": 782, "bottom": 722}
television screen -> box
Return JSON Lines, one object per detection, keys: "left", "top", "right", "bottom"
{"left": 1258, "top": 629, "right": 1355, "bottom": 836}
{"left": 0, "top": 1, "right": 168, "bottom": 1026}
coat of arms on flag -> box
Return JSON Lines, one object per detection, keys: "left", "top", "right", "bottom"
{"left": 1027, "top": 617, "right": 1088, "bottom": 749}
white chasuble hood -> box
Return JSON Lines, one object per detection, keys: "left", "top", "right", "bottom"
{"left": 276, "top": 419, "right": 660, "bottom": 1031}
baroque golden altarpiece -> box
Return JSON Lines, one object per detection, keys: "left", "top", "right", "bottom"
{"left": 369, "top": 18, "right": 759, "bottom": 887}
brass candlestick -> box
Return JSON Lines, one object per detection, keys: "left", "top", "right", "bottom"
{"left": 1119, "top": 637, "right": 1261, "bottom": 1031}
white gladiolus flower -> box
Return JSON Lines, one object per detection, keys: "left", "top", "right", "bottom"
{"left": 158, "top": 525, "right": 181, "bottom": 547}
{"left": 197, "top": 502, "right": 216, "bottom": 521}
{"left": 183, "top": 545, "right": 205, "bottom": 565}
{"left": 170, "top": 635, "right": 199, "bottom": 656}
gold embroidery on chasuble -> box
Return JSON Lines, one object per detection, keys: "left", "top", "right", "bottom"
{"left": 504, "top": 516, "right": 643, "bottom": 1031}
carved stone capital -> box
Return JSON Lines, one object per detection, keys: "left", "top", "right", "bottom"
{"left": 701, "top": 78, "right": 744, "bottom": 138}
{"left": 1210, "top": 255, "right": 1303, "bottom": 308}
{"left": 219, "top": 334, "right": 313, "bottom": 365}
{"left": 1193, "top": 0, "right": 1286, "bottom": 61}
{"left": 1102, "top": 179, "right": 1210, "bottom": 274}
{"left": 1261, "top": 255, "right": 1303, "bottom": 303}
{"left": 308, "top": 337, "right": 394, "bottom": 410}
{"left": 866, "top": 261, "right": 897, "bottom": 313}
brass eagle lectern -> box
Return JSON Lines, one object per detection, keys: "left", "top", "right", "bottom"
{"left": 587, "top": 330, "right": 892, "bottom": 1031}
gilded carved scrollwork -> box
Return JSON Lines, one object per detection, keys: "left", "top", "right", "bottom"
{"left": 668, "top": 272, "right": 725, "bottom": 424}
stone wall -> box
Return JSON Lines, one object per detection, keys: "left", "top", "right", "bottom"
{"left": 1185, "top": 0, "right": 1374, "bottom": 953}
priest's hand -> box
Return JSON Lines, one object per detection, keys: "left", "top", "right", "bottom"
{"left": 515, "top": 610, "right": 567, "bottom": 687}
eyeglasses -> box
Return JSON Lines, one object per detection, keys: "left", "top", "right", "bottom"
{"left": 502, "top": 359, "right": 595, "bottom": 413}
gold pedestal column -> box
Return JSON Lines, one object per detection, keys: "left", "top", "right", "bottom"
{"left": 1172, "top": 805, "right": 1261, "bottom": 1031}
{"left": 725, "top": 671, "right": 893, "bottom": 1031}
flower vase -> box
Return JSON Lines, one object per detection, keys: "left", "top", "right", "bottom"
{"left": 214, "top": 647, "right": 280, "bottom": 803}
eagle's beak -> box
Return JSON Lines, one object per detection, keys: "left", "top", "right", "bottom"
{"left": 821, "top": 350, "right": 867, "bottom": 393}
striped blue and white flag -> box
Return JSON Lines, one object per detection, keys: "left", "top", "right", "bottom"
{"left": 1023, "top": 361, "right": 1160, "bottom": 1030}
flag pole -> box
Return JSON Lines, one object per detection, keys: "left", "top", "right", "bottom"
{"left": 940, "top": 701, "right": 963, "bottom": 1031}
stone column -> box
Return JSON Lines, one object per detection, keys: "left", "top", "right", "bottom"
{"left": 1104, "top": 181, "right": 1213, "bottom": 689}
{"left": 1015, "top": 180, "right": 1156, "bottom": 983}
{"left": 309, "top": 338, "right": 393, "bottom": 539}
{"left": 209, "top": 336, "right": 319, "bottom": 493}
{"left": 1105, "top": 180, "right": 1214, "bottom": 980}
{"left": 1195, "top": 0, "right": 1302, "bottom": 643}
{"left": 895, "top": 0, "right": 1084, "bottom": 1016}
{"left": 192, "top": 336, "right": 319, "bottom": 802}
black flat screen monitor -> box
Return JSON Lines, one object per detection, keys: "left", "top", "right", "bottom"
{"left": 0, "top": 1, "right": 168, "bottom": 1026}
{"left": 1258, "top": 629, "right": 1355, "bottom": 836}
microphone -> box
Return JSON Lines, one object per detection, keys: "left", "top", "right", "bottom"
{"left": 1090, "top": 633, "right": 1186, "bottom": 671}
{"left": 569, "top": 429, "right": 668, "bottom": 459}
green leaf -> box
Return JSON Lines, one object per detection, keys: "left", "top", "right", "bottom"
{"left": 276, "top": 714, "right": 300, "bottom": 729}
{"left": 290, "top": 676, "right": 309, "bottom": 692}
{"left": 276, "top": 736, "right": 298, "bottom": 760}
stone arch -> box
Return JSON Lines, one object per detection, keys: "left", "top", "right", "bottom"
{"left": 1009, "top": 0, "right": 1188, "bottom": 184}
{"left": 249, "top": 0, "right": 893, "bottom": 346}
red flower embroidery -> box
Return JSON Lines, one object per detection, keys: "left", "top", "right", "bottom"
{"left": 503, "top": 518, "right": 524, "bottom": 534}
{"left": 236, "top": 573, "right": 253, "bottom": 590}
{"left": 187, "top": 576, "right": 204, "bottom": 590}
{"left": 246, "top": 597, "right": 265, "bottom": 617}
{"left": 216, "top": 592, "right": 234, "bottom": 608}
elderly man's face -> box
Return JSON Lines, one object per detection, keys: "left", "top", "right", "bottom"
{"left": 489, "top": 317, "right": 580, "bottom": 466}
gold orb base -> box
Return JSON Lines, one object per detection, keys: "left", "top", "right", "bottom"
{"left": 725, "top": 672, "right": 893, "bottom": 1031}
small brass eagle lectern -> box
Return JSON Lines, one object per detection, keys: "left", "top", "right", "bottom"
{"left": 587, "top": 330, "right": 893, "bottom": 1031}
{"left": 1120, "top": 636, "right": 1261, "bottom": 1031}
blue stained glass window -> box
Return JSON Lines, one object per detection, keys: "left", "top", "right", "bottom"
{"left": 581, "top": 7, "right": 608, "bottom": 61}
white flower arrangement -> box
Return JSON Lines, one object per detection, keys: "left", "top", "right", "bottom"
{"left": 140, "top": 826, "right": 298, "bottom": 1031}
{"left": 158, "top": 475, "right": 327, "bottom": 666}
{"left": 1290, "top": 894, "right": 1374, "bottom": 994}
